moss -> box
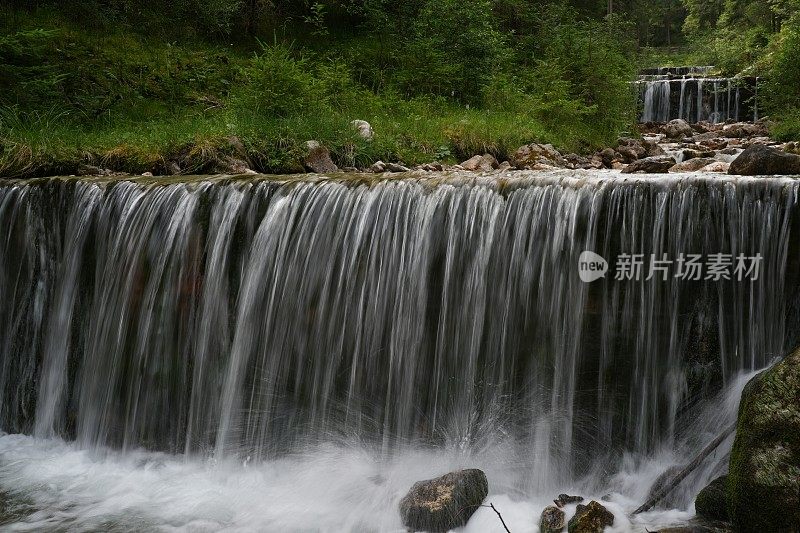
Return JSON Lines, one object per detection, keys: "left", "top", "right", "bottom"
{"left": 727, "top": 348, "right": 800, "bottom": 532}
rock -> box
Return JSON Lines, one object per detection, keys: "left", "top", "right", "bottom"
{"left": 567, "top": 501, "right": 614, "bottom": 533}
{"left": 728, "top": 347, "right": 800, "bottom": 531}
{"left": 599, "top": 148, "right": 620, "bottom": 168}
{"left": 511, "top": 143, "right": 567, "bottom": 169}
{"left": 646, "top": 465, "right": 684, "bottom": 509}
{"left": 701, "top": 161, "right": 730, "bottom": 173}
{"left": 680, "top": 149, "right": 715, "bottom": 161}
{"left": 616, "top": 138, "right": 647, "bottom": 163}
{"left": 622, "top": 156, "right": 675, "bottom": 174}
{"left": 77, "top": 164, "right": 102, "bottom": 176}
{"left": 644, "top": 140, "right": 667, "bottom": 157}
{"left": 783, "top": 141, "right": 800, "bottom": 155}
{"left": 670, "top": 158, "right": 717, "bottom": 172}
{"left": 555, "top": 494, "right": 585, "bottom": 507}
{"left": 399, "top": 469, "right": 488, "bottom": 533}
{"left": 721, "top": 122, "right": 767, "bottom": 139}
{"left": 497, "top": 161, "right": 513, "bottom": 171}
{"left": 385, "top": 162, "right": 410, "bottom": 173}
{"left": 694, "top": 476, "right": 728, "bottom": 522}
{"left": 460, "top": 154, "right": 499, "bottom": 172}
{"left": 418, "top": 162, "right": 444, "bottom": 172}
{"left": 218, "top": 157, "right": 255, "bottom": 175}
{"left": 141, "top": 172, "right": 154, "bottom": 177}
{"left": 369, "top": 161, "right": 387, "bottom": 173}
{"left": 540, "top": 505, "right": 567, "bottom": 533}
{"left": 563, "top": 154, "right": 594, "bottom": 170}
{"left": 351, "top": 120, "right": 374, "bottom": 140}
{"left": 665, "top": 119, "right": 693, "bottom": 140}
{"left": 728, "top": 144, "right": 800, "bottom": 175}
{"left": 304, "top": 141, "right": 338, "bottom": 173}
{"left": 168, "top": 161, "right": 182, "bottom": 175}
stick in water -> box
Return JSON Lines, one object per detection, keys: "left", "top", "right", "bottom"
{"left": 632, "top": 423, "right": 736, "bottom": 515}
{"left": 483, "top": 503, "right": 512, "bottom": 532}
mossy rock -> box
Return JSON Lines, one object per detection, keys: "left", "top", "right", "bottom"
{"left": 695, "top": 475, "right": 728, "bottom": 522}
{"left": 399, "top": 469, "right": 488, "bottom": 532}
{"left": 728, "top": 348, "right": 800, "bottom": 531}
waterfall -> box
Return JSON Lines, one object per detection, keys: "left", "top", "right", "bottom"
{"left": 636, "top": 67, "right": 759, "bottom": 124}
{"left": 1, "top": 174, "right": 796, "bottom": 486}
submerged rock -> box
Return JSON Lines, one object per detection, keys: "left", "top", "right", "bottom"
{"left": 303, "top": 141, "right": 338, "bottom": 173}
{"left": 622, "top": 156, "right": 675, "bottom": 174}
{"left": 694, "top": 475, "right": 728, "bottom": 522}
{"left": 728, "top": 347, "right": 800, "bottom": 531}
{"left": 540, "top": 505, "right": 567, "bottom": 533}
{"left": 567, "top": 501, "right": 614, "bottom": 533}
{"left": 399, "top": 469, "right": 488, "bottom": 532}
{"left": 728, "top": 144, "right": 800, "bottom": 175}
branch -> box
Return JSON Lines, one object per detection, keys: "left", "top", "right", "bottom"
{"left": 482, "top": 503, "right": 511, "bottom": 532}
{"left": 632, "top": 423, "right": 736, "bottom": 515}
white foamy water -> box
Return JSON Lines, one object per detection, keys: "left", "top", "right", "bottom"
{"left": 0, "top": 368, "right": 760, "bottom": 532}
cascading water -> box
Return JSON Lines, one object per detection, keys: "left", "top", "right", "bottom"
{"left": 0, "top": 173, "right": 797, "bottom": 531}
{"left": 636, "top": 67, "right": 760, "bottom": 124}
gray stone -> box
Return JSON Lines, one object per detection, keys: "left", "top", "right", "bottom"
{"left": 567, "top": 501, "right": 614, "bottom": 533}
{"left": 540, "top": 505, "right": 567, "bottom": 533}
{"left": 729, "top": 144, "right": 800, "bottom": 175}
{"left": 665, "top": 119, "right": 694, "bottom": 140}
{"left": 399, "top": 469, "right": 488, "bottom": 533}
{"left": 622, "top": 156, "right": 675, "bottom": 174}
{"left": 304, "top": 141, "right": 338, "bottom": 173}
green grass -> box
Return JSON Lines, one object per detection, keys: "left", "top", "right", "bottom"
{"left": 0, "top": 10, "right": 635, "bottom": 178}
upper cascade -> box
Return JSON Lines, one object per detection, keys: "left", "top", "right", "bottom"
{"left": 636, "top": 66, "right": 759, "bottom": 124}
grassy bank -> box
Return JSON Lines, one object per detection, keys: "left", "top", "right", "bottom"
{"left": 0, "top": 9, "right": 638, "bottom": 178}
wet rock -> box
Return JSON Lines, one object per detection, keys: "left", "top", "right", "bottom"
{"left": 461, "top": 154, "right": 499, "bottom": 172}
{"left": 555, "top": 494, "right": 585, "bottom": 507}
{"left": 644, "top": 139, "right": 667, "bottom": 157}
{"left": 418, "top": 163, "right": 444, "bottom": 172}
{"left": 385, "top": 162, "right": 410, "bottom": 173}
{"left": 670, "top": 158, "right": 717, "bottom": 172}
{"left": 350, "top": 120, "right": 374, "bottom": 140}
{"left": 540, "top": 505, "right": 567, "bottom": 533}
{"left": 665, "top": 119, "right": 693, "bottom": 140}
{"left": 511, "top": 143, "right": 567, "bottom": 169}
{"left": 564, "top": 154, "right": 596, "bottom": 170}
{"left": 728, "top": 144, "right": 800, "bottom": 175}
{"left": 498, "top": 161, "right": 513, "bottom": 171}
{"left": 728, "top": 347, "right": 800, "bottom": 531}
{"left": 567, "top": 501, "right": 614, "bottom": 533}
{"left": 622, "top": 156, "right": 675, "bottom": 174}
{"left": 399, "top": 469, "right": 488, "bottom": 533}
{"left": 304, "top": 141, "right": 338, "bottom": 173}
{"left": 694, "top": 476, "right": 728, "bottom": 523}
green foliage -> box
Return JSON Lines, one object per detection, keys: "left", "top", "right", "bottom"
{"left": 399, "top": 0, "right": 509, "bottom": 103}
{"left": 232, "top": 44, "right": 322, "bottom": 118}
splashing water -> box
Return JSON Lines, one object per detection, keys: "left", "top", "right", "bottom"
{"left": 0, "top": 172, "right": 797, "bottom": 531}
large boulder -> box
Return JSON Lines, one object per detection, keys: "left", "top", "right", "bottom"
{"left": 567, "top": 501, "right": 614, "bottom": 533}
{"left": 694, "top": 476, "right": 728, "bottom": 523}
{"left": 728, "top": 348, "right": 800, "bottom": 531}
{"left": 399, "top": 469, "right": 488, "bottom": 532}
{"left": 511, "top": 143, "right": 567, "bottom": 169}
{"left": 665, "top": 119, "right": 693, "bottom": 140}
{"left": 622, "top": 156, "right": 675, "bottom": 174}
{"left": 728, "top": 144, "right": 800, "bottom": 176}
{"left": 304, "top": 141, "right": 338, "bottom": 173}
{"left": 540, "top": 505, "right": 567, "bottom": 533}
